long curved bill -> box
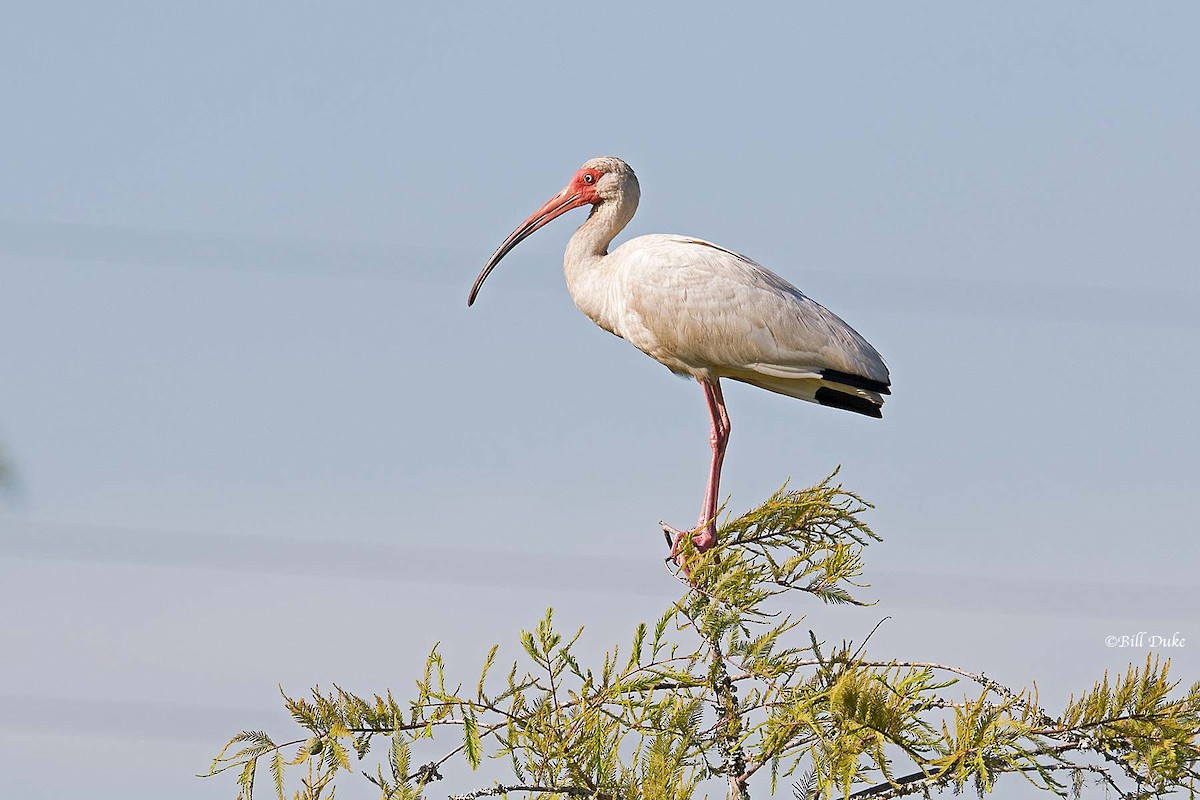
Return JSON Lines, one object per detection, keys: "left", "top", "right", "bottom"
{"left": 468, "top": 189, "right": 585, "bottom": 306}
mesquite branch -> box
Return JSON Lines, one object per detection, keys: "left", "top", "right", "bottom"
{"left": 205, "top": 476, "right": 1200, "bottom": 800}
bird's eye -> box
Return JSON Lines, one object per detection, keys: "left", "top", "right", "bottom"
{"left": 582, "top": 172, "right": 595, "bottom": 184}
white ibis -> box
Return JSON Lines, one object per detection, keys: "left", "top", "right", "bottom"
{"left": 468, "top": 157, "right": 889, "bottom": 563}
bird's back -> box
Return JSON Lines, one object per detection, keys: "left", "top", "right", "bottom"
{"left": 605, "top": 234, "right": 891, "bottom": 416}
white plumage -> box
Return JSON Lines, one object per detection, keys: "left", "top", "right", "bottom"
{"left": 469, "top": 156, "right": 889, "bottom": 563}
{"left": 597, "top": 233, "right": 889, "bottom": 408}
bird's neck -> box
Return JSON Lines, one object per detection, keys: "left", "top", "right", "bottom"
{"left": 563, "top": 196, "right": 637, "bottom": 333}
{"left": 564, "top": 194, "right": 637, "bottom": 267}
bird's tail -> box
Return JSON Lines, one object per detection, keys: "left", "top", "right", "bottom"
{"left": 730, "top": 371, "right": 886, "bottom": 418}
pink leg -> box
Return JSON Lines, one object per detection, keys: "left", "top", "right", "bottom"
{"left": 672, "top": 378, "right": 730, "bottom": 559}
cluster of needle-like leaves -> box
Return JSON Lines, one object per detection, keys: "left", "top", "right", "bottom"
{"left": 207, "top": 474, "right": 1200, "bottom": 800}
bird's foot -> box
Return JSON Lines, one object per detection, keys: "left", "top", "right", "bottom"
{"left": 690, "top": 525, "right": 717, "bottom": 552}
{"left": 660, "top": 522, "right": 718, "bottom": 575}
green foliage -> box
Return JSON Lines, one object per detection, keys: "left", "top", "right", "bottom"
{"left": 206, "top": 474, "right": 1200, "bottom": 800}
{"left": 1058, "top": 656, "right": 1200, "bottom": 795}
{"left": 0, "top": 445, "right": 11, "bottom": 487}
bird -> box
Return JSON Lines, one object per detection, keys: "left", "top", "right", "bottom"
{"left": 468, "top": 156, "right": 889, "bottom": 565}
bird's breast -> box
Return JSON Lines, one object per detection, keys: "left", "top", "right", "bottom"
{"left": 563, "top": 257, "right": 625, "bottom": 340}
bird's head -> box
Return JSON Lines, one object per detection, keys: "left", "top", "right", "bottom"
{"left": 573, "top": 156, "right": 640, "bottom": 206}
{"left": 468, "top": 157, "right": 639, "bottom": 306}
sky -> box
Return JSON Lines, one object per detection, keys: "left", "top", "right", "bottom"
{"left": 1, "top": 2, "right": 1198, "bottom": 798}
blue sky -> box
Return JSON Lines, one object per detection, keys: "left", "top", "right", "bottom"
{"left": 1, "top": 3, "right": 1198, "bottom": 798}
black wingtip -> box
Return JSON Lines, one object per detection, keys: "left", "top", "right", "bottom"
{"left": 815, "top": 387, "right": 884, "bottom": 418}
{"left": 819, "top": 368, "right": 891, "bottom": 396}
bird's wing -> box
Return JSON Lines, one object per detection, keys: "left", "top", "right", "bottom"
{"left": 613, "top": 235, "right": 890, "bottom": 391}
